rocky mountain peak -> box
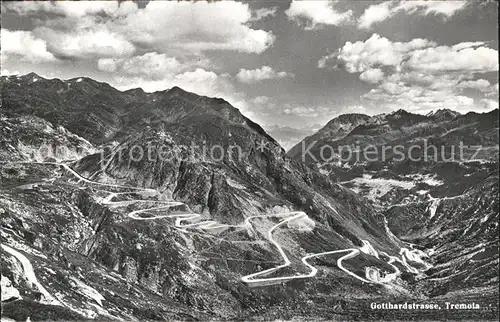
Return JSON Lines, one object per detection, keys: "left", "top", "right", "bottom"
{"left": 319, "top": 113, "right": 370, "bottom": 134}
{"left": 24, "top": 72, "right": 42, "bottom": 79}
{"left": 327, "top": 113, "right": 370, "bottom": 125}
{"left": 389, "top": 108, "right": 411, "bottom": 118}
{"left": 426, "top": 108, "right": 461, "bottom": 121}
{"left": 167, "top": 85, "right": 188, "bottom": 95}
{"left": 123, "top": 87, "right": 147, "bottom": 96}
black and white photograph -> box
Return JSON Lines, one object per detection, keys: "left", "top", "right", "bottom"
{"left": 0, "top": 0, "right": 498, "bottom": 320}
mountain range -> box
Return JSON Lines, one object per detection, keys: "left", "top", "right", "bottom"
{"left": 1, "top": 73, "right": 498, "bottom": 320}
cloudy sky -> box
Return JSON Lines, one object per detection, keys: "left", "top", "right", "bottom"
{"left": 1, "top": 0, "right": 498, "bottom": 130}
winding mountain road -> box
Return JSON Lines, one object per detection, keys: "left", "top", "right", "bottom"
{"left": 4, "top": 161, "right": 431, "bottom": 291}
{"left": 1, "top": 244, "right": 61, "bottom": 306}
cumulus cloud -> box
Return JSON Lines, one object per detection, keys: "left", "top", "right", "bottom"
{"left": 321, "top": 33, "right": 498, "bottom": 76}
{"left": 236, "top": 66, "right": 293, "bottom": 84}
{"left": 285, "top": 0, "right": 353, "bottom": 30}
{"left": 359, "top": 68, "right": 385, "bottom": 84}
{"left": 1, "top": 1, "right": 127, "bottom": 17}
{"left": 358, "top": 0, "right": 469, "bottom": 29}
{"left": 396, "top": 0, "right": 469, "bottom": 18}
{"left": 35, "top": 27, "right": 135, "bottom": 59}
{"left": 452, "top": 41, "right": 488, "bottom": 51}
{"left": 478, "top": 98, "right": 499, "bottom": 110}
{"left": 174, "top": 68, "right": 219, "bottom": 86}
{"left": 116, "top": 1, "right": 275, "bottom": 54}
{"left": 403, "top": 45, "right": 498, "bottom": 73}
{"left": 323, "top": 33, "right": 499, "bottom": 113}
{"left": 457, "top": 79, "right": 492, "bottom": 91}
{"left": 97, "top": 58, "right": 118, "bottom": 72}
{"left": 485, "top": 83, "right": 499, "bottom": 98}
{"left": 358, "top": 1, "right": 393, "bottom": 30}
{"left": 250, "top": 7, "right": 278, "bottom": 21}
{"left": 98, "top": 53, "right": 185, "bottom": 80}
{"left": 1, "top": 29, "right": 57, "bottom": 62}
{"left": 3, "top": 0, "right": 275, "bottom": 59}
{"left": 320, "top": 34, "right": 435, "bottom": 72}
{"left": 123, "top": 54, "right": 183, "bottom": 78}
{"left": 0, "top": 69, "right": 19, "bottom": 76}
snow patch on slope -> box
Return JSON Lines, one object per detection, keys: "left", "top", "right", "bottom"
{"left": 344, "top": 176, "right": 415, "bottom": 200}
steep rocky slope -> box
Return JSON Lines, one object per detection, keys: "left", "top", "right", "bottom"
{"left": 289, "top": 107, "right": 499, "bottom": 318}
{"left": 288, "top": 113, "right": 372, "bottom": 159}
{"left": 1, "top": 73, "right": 498, "bottom": 320}
{"left": 384, "top": 171, "right": 498, "bottom": 297}
{"left": 0, "top": 114, "right": 96, "bottom": 162}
